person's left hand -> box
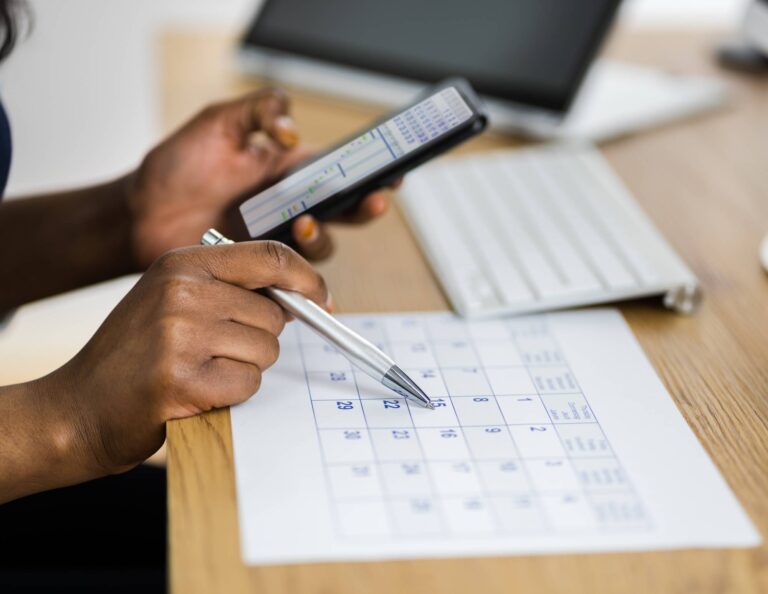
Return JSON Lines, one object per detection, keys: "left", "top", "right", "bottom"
{"left": 126, "top": 88, "right": 392, "bottom": 268}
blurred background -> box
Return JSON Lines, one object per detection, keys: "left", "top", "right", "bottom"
{"left": 0, "top": 0, "right": 751, "bottom": 197}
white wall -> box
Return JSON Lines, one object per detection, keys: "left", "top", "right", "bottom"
{"left": 0, "top": 0, "right": 748, "bottom": 196}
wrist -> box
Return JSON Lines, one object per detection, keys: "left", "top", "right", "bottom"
{"left": 0, "top": 375, "right": 106, "bottom": 503}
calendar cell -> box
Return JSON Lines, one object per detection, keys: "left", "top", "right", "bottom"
{"left": 442, "top": 497, "right": 495, "bottom": 534}
{"left": 474, "top": 340, "right": 523, "bottom": 367}
{"left": 417, "top": 427, "right": 471, "bottom": 459}
{"left": 429, "top": 460, "right": 482, "bottom": 496}
{"left": 307, "top": 370, "right": 359, "bottom": 400}
{"left": 485, "top": 367, "right": 537, "bottom": 395}
{"left": 497, "top": 395, "right": 550, "bottom": 425}
{"left": 302, "top": 343, "right": 352, "bottom": 372}
{"left": 590, "top": 492, "right": 648, "bottom": 528}
{"left": 467, "top": 319, "right": 512, "bottom": 341}
{"left": 477, "top": 460, "right": 529, "bottom": 493}
{"left": 515, "top": 336, "right": 564, "bottom": 366}
{"left": 441, "top": 367, "right": 491, "bottom": 397}
{"left": 312, "top": 399, "right": 366, "bottom": 429}
{"left": 401, "top": 368, "right": 448, "bottom": 397}
{"left": 556, "top": 424, "right": 612, "bottom": 457}
{"left": 529, "top": 366, "right": 579, "bottom": 394}
{"left": 354, "top": 371, "right": 393, "bottom": 399}
{"left": 327, "top": 463, "right": 383, "bottom": 499}
{"left": 539, "top": 492, "right": 596, "bottom": 531}
{"left": 508, "top": 425, "right": 566, "bottom": 458}
{"left": 336, "top": 500, "right": 392, "bottom": 537}
{"left": 489, "top": 495, "right": 545, "bottom": 533}
{"left": 319, "top": 429, "right": 375, "bottom": 463}
{"left": 409, "top": 398, "right": 460, "bottom": 427}
{"left": 572, "top": 458, "right": 628, "bottom": 490}
{"left": 525, "top": 458, "right": 581, "bottom": 492}
{"left": 389, "top": 341, "right": 438, "bottom": 368}
{"left": 433, "top": 341, "right": 479, "bottom": 367}
{"left": 361, "top": 398, "right": 413, "bottom": 428}
{"left": 383, "top": 317, "right": 428, "bottom": 342}
{"left": 343, "top": 317, "right": 386, "bottom": 344}
{"left": 425, "top": 316, "right": 470, "bottom": 341}
{"left": 390, "top": 498, "right": 443, "bottom": 536}
{"left": 463, "top": 426, "right": 519, "bottom": 459}
{"left": 451, "top": 396, "right": 505, "bottom": 426}
{"left": 369, "top": 428, "right": 423, "bottom": 461}
{"left": 541, "top": 393, "right": 595, "bottom": 423}
{"left": 379, "top": 462, "right": 432, "bottom": 497}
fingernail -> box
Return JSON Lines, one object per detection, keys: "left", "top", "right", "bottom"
{"left": 325, "top": 292, "right": 335, "bottom": 313}
{"left": 372, "top": 193, "right": 388, "bottom": 215}
{"left": 274, "top": 115, "right": 299, "bottom": 148}
{"left": 297, "top": 215, "right": 319, "bottom": 242}
{"left": 247, "top": 130, "right": 273, "bottom": 152}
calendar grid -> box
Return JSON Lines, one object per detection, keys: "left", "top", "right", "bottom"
{"left": 299, "top": 313, "right": 651, "bottom": 540}
{"left": 378, "top": 321, "right": 450, "bottom": 537}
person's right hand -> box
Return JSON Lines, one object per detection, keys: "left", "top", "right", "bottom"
{"left": 40, "top": 240, "right": 329, "bottom": 478}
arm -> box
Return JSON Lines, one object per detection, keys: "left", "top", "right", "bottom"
{"left": 0, "top": 177, "right": 135, "bottom": 312}
{"left": 0, "top": 88, "right": 390, "bottom": 312}
{"left": 0, "top": 240, "right": 329, "bottom": 504}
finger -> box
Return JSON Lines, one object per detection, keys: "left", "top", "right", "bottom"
{"left": 292, "top": 215, "right": 335, "bottom": 261}
{"left": 199, "top": 358, "right": 263, "bottom": 409}
{"left": 244, "top": 88, "right": 298, "bottom": 149}
{"left": 204, "top": 281, "right": 287, "bottom": 335}
{"left": 332, "top": 191, "right": 390, "bottom": 224}
{"left": 209, "top": 323, "right": 281, "bottom": 370}
{"left": 170, "top": 242, "right": 330, "bottom": 308}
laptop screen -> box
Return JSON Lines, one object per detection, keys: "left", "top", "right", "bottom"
{"left": 242, "top": 0, "right": 620, "bottom": 114}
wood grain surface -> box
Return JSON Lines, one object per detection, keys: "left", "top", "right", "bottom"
{"left": 163, "top": 27, "right": 768, "bottom": 594}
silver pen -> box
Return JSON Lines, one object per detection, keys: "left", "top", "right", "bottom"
{"left": 201, "top": 228, "right": 434, "bottom": 409}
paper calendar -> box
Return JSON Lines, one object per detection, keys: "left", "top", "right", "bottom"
{"left": 231, "top": 309, "right": 759, "bottom": 564}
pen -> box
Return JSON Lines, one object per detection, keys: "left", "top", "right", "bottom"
{"left": 201, "top": 229, "right": 434, "bottom": 409}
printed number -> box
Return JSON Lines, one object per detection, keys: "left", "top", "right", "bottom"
{"left": 529, "top": 426, "right": 548, "bottom": 432}
{"left": 485, "top": 427, "right": 502, "bottom": 434}
{"left": 383, "top": 400, "right": 401, "bottom": 409}
{"left": 330, "top": 372, "right": 347, "bottom": 382}
{"left": 411, "top": 499, "right": 431, "bottom": 513}
{"left": 473, "top": 397, "right": 489, "bottom": 402}
{"left": 431, "top": 398, "right": 447, "bottom": 408}
{"left": 402, "top": 463, "right": 420, "bottom": 475}
{"left": 440, "top": 429, "right": 458, "bottom": 439}
{"left": 517, "top": 397, "right": 533, "bottom": 401}
{"left": 420, "top": 370, "right": 436, "bottom": 379}
{"left": 392, "top": 430, "right": 410, "bottom": 440}
{"left": 351, "top": 465, "right": 369, "bottom": 477}
{"left": 452, "top": 462, "right": 471, "bottom": 473}
{"left": 500, "top": 461, "right": 518, "bottom": 472}
{"left": 336, "top": 401, "right": 354, "bottom": 410}
{"left": 464, "top": 498, "right": 483, "bottom": 510}
{"left": 343, "top": 430, "right": 361, "bottom": 440}
{"left": 411, "top": 343, "right": 427, "bottom": 353}
{"left": 545, "top": 459, "right": 563, "bottom": 467}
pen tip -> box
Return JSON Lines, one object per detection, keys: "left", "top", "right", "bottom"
{"left": 426, "top": 402, "right": 436, "bottom": 410}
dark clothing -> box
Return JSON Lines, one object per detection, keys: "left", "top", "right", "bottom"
{"left": 0, "top": 466, "right": 167, "bottom": 593}
{"left": 0, "top": 101, "right": 167, "bottom": 591}
{"left": 0, "top": 98, "right": 11, "bottom": 196}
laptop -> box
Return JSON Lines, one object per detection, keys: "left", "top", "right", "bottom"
{"left": 238, "top": 0, "right": 726, "bottom": 142}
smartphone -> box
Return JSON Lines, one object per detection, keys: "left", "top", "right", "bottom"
{"left": 235, "top": 78, "right": 488, "bottom": 242}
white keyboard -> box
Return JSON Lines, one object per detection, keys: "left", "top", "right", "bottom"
{"left": 398, "top": 144, "right": 700, "bottom": 318}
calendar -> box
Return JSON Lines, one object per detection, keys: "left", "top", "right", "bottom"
{"left": 231, "top": 309, "right": 758, "bottom": 564}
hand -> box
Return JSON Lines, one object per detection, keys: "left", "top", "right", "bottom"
{"left": 127, "top": 88, "right": 392, "bottom": 267}
{"left": 39, "top": 240, "right": 328, "bottom": 476}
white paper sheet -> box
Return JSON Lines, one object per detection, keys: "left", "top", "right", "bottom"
{"left": 231, "top": 309, "right": 760, "bottom": 565}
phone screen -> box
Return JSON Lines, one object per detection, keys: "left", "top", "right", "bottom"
{"left": 238, "top": 86, "right": 474, "bottom": 238}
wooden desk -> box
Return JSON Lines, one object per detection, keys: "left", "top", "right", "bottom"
{"left": 163, "top": 28, "right": 768, "bottom": 594}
